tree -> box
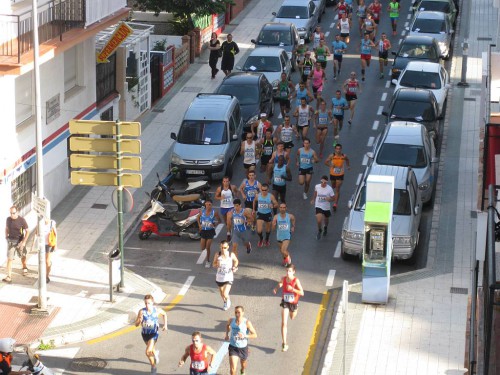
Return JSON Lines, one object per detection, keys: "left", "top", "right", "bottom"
{"left": 134, "top": 0, "right": 233, "bottom": 32}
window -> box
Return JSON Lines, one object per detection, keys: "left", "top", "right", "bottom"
{"left": 11, "top": 166, "right": 35, "bottom": 217}
{"left": 15, "top": 71, "right": 33, "bottom": 125}
{"left": 96, "top": 53, "right": 117, "bottom": 104}
{"left": 126, "top": 51, "right": 139, "bottom": 90}
{"left": 64, "top": 46, "right": 78, "bottom": 92}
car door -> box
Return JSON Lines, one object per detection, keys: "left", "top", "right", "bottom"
{"left": 308, "top": 2, "right": 317, "bottom": 30}
{"left": 408, "top": 174, "right": 421, "bottom": 239}
{"left": 280, "top": 51, "right": 291, "bottom": 79}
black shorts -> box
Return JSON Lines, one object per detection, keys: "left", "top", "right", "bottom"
{"left": 315, "top": 207, "right": 331, "bottom": 217}
{"left": 228, "top": 345, "right": 249, "bottom": 360}
{"left": 257, "top": 212, "right": 273, "bottom": 222}
{"left": 190, "top": 369, "right": 208, "bottom": 375}
{"left": 346, "top": 94, "right": 357, "bottom": 101}
{"left": 297, "top": 123, "right": 309, "bottom": 129}
{"left": 316, "top": 126, "right": 328, "bottom": 131}
{"left": 299, "top": 167, "right": 313, "bottom": 175}
{"left": 279, "top": 99, "right": 291, "bottom": 109}
{"left": 283, "top": 141, "right": 294, "bottom": 149}
{"left": 272, "top": 184, "right": 287, "bottom": 194}
{"left": 243, "top": 162, "right": 256, "bottom": 170}
{"left": 374, "top": 19, "right": 380, "bottom": 25}
{"left": 334, "top": 55, "right": 343, "bottom": 62}
{"left": 261, "top": 155, "right": 272, "bottom": 165}
{"left": 142, "top": 332, "right": 159, "bottom": 343}
{"left": 378, "top": 51, "right": 389, "bottom": 60}
{"left": 244, "top": 200, "right": 254, "bottom": 209}
{"left": 330, "top": 174, "right": 345, "bottom": 181}
{"left": 333, "top": 114, "right": 344, "bottom": 121}
{"left": 312, "top": 85, "right": 322, "bottom": 94}
{"left": 280, "top": 300, "right": 299, "bottom": 312}
{"left": 216, "top": 280, "right": 233, "bottom": 287}
{"left": 319, "top": 61, "right": 327, "bottom": 69}
{"left": 340, "top": 33, "right": 349, "bottom": 38}
{"left": 45, "top": 245, "right": 55, "bottom": 253}
{"left": 200, "top": 229, "right": 216, "bottom": 239}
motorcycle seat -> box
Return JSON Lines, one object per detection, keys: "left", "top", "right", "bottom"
{"left": 172, "top": 194, "right": 201, "bottom": 202}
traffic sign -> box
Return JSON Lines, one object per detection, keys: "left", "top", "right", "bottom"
{"left": 70, "top": 137, "right": 141, "bottom": 154}
{"left": 70, "top": 154, "right": 142, "bottom": 171}
{"left": 71, "top": 171, "right": 142, "bottom": 188}
{"left": 111, "top": 188, "right": 134, "bottom": 212}
{"left": 69, "top": 120, "right": 141, "bottom": 137}
{"left": 32, "top": 194, "right": 50, "bottom": 219}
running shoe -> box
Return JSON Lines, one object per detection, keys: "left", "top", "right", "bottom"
{"left": 333, "top": 75, "right": 337, "bottom": 80}
{"left": 348, "top": 120, "right": 352, "bottom": 125}
{"left": 282, "top": 344, "right": 289, "bottom": 352}
{"left": 284, "top": 256, "right": 292, "bottom": 267}
{"left": 258, "top": 240, "right": 264, "bottom": 248}
{"left": 362, "top": 76, "right": 365, "bottom": 81}
{"left": 23, "top": 267, "right": 28, "bottom": 275}
{"left": 151, "top": 366, "right": 157, "bottom": 374}
{"left": 265, "top": 240, "right": 270, "bottom": 247}
{"left": 338, "top": 70, "right": 341, "bottom": 76}
{"left": 154, "top": 350, "right": 160, "bottom": 365}
{"left": 303, "top": 192, "right": 308, "bottom": 200}
{"left": 223, "top": 301, "right": 228, "bottom": 311}
{"left": 205, "top": 261, "right": 211, "bottom": 268}
{"left": 247, "top": 243, "right": 252, "bottom": 254}
{"left": 316, "top": 230, "right": 322, "bottom": 240}
{"left": 333, "top": 203, "right": 337, "bottom": 212}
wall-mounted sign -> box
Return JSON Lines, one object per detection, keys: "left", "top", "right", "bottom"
{"left": 46, "top": 93, "right": 60, "bottom": 124}
{"left": 97, "top": 22, "right": 133, "bottom": 64}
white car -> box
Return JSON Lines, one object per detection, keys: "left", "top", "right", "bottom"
{"left": 391, "top": 61, "right": 450, "bottom": 115}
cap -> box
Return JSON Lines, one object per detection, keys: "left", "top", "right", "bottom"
{"left": 260, "top": 113, "right": 267, "bottom": 117}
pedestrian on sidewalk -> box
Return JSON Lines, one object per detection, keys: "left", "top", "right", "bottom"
{"left": 198, "top": 199, "right": 221, "bottom": 269}
{"left": 225, "top": 305, "right": 257, "bottom": 375}
{"left": 36, "top": 217, "right": 57, "bottom": 283}
{"left": 273, "top": 264, "right": 304, "bottom": 352}
{"left": 208, "top": 32, "right": 221, "bottom": 79}
{"left": 178, "top": 331, "right": 217, "bottom": 374}
{"left": 226, "top": 199, "right": 253, "bottom": 255}
{"left": 0, "top": 338, "right": 31, "bottom": 375}
{"left": 310, "top": 176, "right": 335, "bottom": 239}
{"left": 134, "top": 294, "right": 168, "bottom": 375}
{"left": 3, "top": 206, "right": 29, "bottom": 283}
{"left": 213, "top": 240, "right": 239, "bottom": 311}
{"left": 220, "top": 34, "right": 239, "bottom": 76}
{"left": 272, "top": 203, "right": 296, "bottom": 267}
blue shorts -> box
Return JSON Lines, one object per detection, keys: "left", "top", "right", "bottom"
{"left": 220, "top": 207, "right": 233, "bottom": 216}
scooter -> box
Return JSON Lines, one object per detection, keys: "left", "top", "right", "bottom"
{"left": 13, "top": 346, "right": 54, "bottom": 375}
{"left": 139, "top": 196, "right": 201, "bottom": 240}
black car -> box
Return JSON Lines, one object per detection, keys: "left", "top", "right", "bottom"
{"left": 391, "top": 36, "right": 441, "bottom": 80}
{"left": 214, "top": 72, "right": 274, "bottom": 134}
{"left": 382, "top": 88, "right": 442, "bottom": 138}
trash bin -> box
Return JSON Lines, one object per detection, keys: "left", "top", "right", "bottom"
{"left": 109, "top": 248, "right": 121, "bottom": 285}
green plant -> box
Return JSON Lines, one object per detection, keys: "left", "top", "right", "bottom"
{"left": 152, "top": 39, "right": 167, "bottom": 51}
{"left": 127, "top": 76, "right": 139, "bottom": 91}
{"left": 37, "top": 340, "right": 56, "bottom": 350}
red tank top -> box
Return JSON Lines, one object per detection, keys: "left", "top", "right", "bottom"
{"left": 190, "top": 344, "right": 208, "bottom": 372}
{"left": 370, "top": 3, "right": 381, "bottom": 19}
{"left": 282, "top": 277, "right": 299, "bottom": 304}
{"left": 346, "top": 79, "right": 358, "bottom": 94}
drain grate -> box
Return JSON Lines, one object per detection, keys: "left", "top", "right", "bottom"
{"left": 181, "top": 86, "right": 202, "bottom": 93}
{"left": 464, "top": 98, "right": 476, "bottom": 102}
{"left": 450, "top": 287, "right": 468, "bottom": 294}
{"left": 477, "top": 37, "right": 493, "bottom": 41}
{"left": 471, "top": 211, "right": 477, "bottom": 218}
{"left": 91, "top": 203, "right": 108, "bottom": 210}
{"left": 70, "top": 357, "right": 107, "bottom": 372}
{"left": 152, "top": 108, "right": 165, "bottom": 113}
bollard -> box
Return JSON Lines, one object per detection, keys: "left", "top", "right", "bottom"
{"left": 108, "top": 248, "right": 121, "bottom": 302}
{"left": 457, "top": 39, "right": 469, "bottom": 87}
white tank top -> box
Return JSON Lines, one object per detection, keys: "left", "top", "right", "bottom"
{"left": 313, "top": 32, "right": 321, "bottom": 49}
{"left": 243, "top": 141, "right": 256, "bottom": 165}
{"left": 216, "top": 255, "right": 234, "bottom": 282}
{"left": 220, "top": 188, "right": 234, "bottom": 208}
{"left": 340, "top": 18, "right": 350, "bottom": 34}
{"left": 298, "top": 105, "right": 310, "bottom": 126}
{"left": 280, "top": 126, "right": 294, "bottom": 143}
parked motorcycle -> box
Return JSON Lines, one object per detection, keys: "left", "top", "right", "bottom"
{"left": 138, "top": 196, "right": 200, "bottom": 240}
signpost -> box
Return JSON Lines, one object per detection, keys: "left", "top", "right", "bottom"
{"left": 31, "top": 194, "right": 50, "bottom": 220}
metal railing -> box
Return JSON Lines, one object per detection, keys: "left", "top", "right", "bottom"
{"left": 0, "top": 0, "right": 85, "bottom": 63}
{"left": 85, "top": 0, "right": 126, "bottom": 27}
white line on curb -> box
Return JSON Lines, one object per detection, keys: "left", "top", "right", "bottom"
{"left": 404, "top": 21, "right": 409, "bottom": 27}
{"left": 401, "top": 30, "right": 406, "bottom": 37}
{"left": 367, "top": 136, "right": 375, "bottom": 147}
{"left": 330, "top": 22, "right": 335, "bottom": 28}
{"left": 407, "top": 13, "right": 411, "bottom": 19}
{"left": 179, "top": 276, "right": 195, "bottom": 295}
{"left": 377, "top": 106, "right": 384, "bottom": 115}
{"left": 334, "top": 242, "right": 341, "bottom": 258}
{"left": 215, "top": 223, "right": 224, "bottom": 238}
{"left": 326, "top": 270, "right": 336, "bottom": 287}
{"left": 398, "top": 38, "right": 402, "bottom": 44}
{"left": 372, "top": 120, "right": 379, "bottom": 130}
{"left": 381, "top": 92, "right": 387, "bottom": 102}
{"left": 356, "top": 173, "right": 362, "bottom": 186}
{"left": 385, "top": 80, "right": 391, "bottom": 88}
{"left": 362, "top": 155, "right": 368, "bottom": 165}
{"left": 325, "top": 31, "right": 330, "bottom": 38}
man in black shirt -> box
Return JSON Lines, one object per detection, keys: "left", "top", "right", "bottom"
{"left": 4, "top": 206, "right": 29, "bottom": 283}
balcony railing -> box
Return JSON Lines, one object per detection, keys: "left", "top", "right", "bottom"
{"left": 0, "top": 0, "right": 85, "bottom": 64}
{"left": 85, "top": 0, "right": 126, "bottom": 27}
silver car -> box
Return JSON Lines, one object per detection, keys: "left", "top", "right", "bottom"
{"left": 341, "top": 165, "right": 422, "bottom": 263}
{"left": 407, "top": 11, "right": 453, "bottom": 58}
{"left": 367, "top": 121, "right": 438, "bottom": 203}
{"left": 272, "top": 0, "right": 319, "bottom": 41}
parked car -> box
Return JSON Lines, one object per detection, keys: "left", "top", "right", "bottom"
{"left": 341, "top": 165, "right": 422, "bottom": 263}
{"left": 392, "top": 61, "right": 450, "bottom": 115}
{"left": 215, "top": 72, "right": 274, "bottom": 134}
{"left": 367, "top": 121, "right": 439, "bottom": 204}
{"left": 272, "top": 0, "right": 319, "bottom": 42}
{"left": 326, "top": 0, "right": 339, "bottom": 6}
{"left": 407, "top": 11, "right": 453, "bottom": 59}
{"left": 236, "top": 47, "right": 292, "bottom": 98}
{"left": 391, "top": 36, "right": 441, "bottom": 80}
{"left": 412, "top": 0, "right": 457, "bottom": 26}
{"left": 251, "top": 22, "right": 300, "bottom": 71}
{"left": 382, "top": 88, "right": 442, "bottom": 138}
{"left": 311, "top": 0, "right": 326, "bottom": 19}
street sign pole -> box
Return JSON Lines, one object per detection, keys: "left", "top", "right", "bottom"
{"left": 116, "top": 120, "right": 125, "bottom": 289}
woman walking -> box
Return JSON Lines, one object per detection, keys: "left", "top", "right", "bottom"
{"left": 213, "top": 240, "right": 239, "bottom": 310}
{"left": 208, "top": 32, "right": 221, "bottom": 79}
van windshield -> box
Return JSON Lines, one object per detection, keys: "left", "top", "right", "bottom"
{"left": 177, "top": 121, "right": 227, "bottom": 145}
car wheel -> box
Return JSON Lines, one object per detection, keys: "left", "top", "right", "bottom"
{"left": 403, "top": 251, "right": 417, "bottom": 265}
{"left": 340, "top": 244, "right": 356, "bottom": 261}
{"left": 139, "top": 231, "right": 152, "bottom": 240}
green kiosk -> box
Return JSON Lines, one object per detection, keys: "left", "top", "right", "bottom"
{"left": 361, "top": 174, "right": 394, "bottom": 304}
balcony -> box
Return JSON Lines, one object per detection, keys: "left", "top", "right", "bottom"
{"left": 85, "top": 0, "right": 127, "bottom": 27}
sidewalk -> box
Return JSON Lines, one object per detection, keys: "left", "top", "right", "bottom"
{"left": 321, "top": 0, "right": 499, "bottom": 373}
{"left": 0, "top": 0, "right": 280, "bottom": 347}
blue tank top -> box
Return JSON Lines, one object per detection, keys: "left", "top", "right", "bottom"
{"left": 273, "top": 164, "right": 287, "bottom": 187}
{"left": 317, "top": 110, "right": 329, "bottom": 127}
{"left": 229, "top": 318, "right": 248, "bottom": 348}
{"left": 296, "top": 87, "right": 308, "bottom": 106}
{"left": 232, "top": 209, "right": 247, "bottom": 232}
{"left": 276, "top": 213, "right": 292, "bottom": 241}
{"left": 299, "top": 148, "right": 314, "bottom": 169}
{"left": 332, "top": 97, "right": 348, "bottom": 116}
{"left": 141, "top": 307, "right": 159, "bottom": 335}
{"left": 243, "top": 180, "right": 259, "bottom": 203}
{"left": 200, "top": 209, "right": 216, "bottom": 230}
{"left": 361, "top": 39, "right": 372, "bottom": 55}
{"left": 257, "top": 193, "right": 272, "bottom": 214}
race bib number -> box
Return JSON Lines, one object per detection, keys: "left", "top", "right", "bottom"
{"left": 201, "top": 219, "right": 213, "bottom": 228}
{"left": 318, "top": 195, "right": 327, "bottom": 202}
{"left": 373, "top": 12, "right": 379, "bottom": 18}
{"left": 258, "top": 202, "right": 269, "bottom": 210}
{"left": 222, "top": 197, "right": 232, "bottom": 205}
{"left": 319, "top": 117, "right": 328, "bottom": 124}
{"left": 278, "top": 223, "right": 289, "bottom": 231}
{"left": 217, "top": 266, "right": 230, "bottom": 277}
{"left": 348, "top": 86, "right": 357, "bottom": 93}
{"left": 282, "top": 134, "right": 292, "bottom": 142}
{"left": 191, "top": 361, "right": 206, "bottom": 370}
{"left": 334, "top": 167, "right": 342, "bottom": 174}
{"left": 283, "top": 293, "right": 295, "bottom": 303}
{"left": 280, "top": 90, "right": 288, "bottom": 97}
{"left": 300, "top": 157, "right": 310, "bottom": 164}
{"left": 245, "top": 149, "right": 254, "bottom": 158}
{"left": 317, "top": 55, "right": 325, "bottom": 61}
{"left": 247, "top": 190, "right": 256, "bottom": 198}
{"left": 304, "top": 67, "right": 311, "bottom": 75}
{"left": 274, "top": 176, "right": 284, "bottom": 184}
{"left": 333, "top": 107, "right": 342, "bottom": 115}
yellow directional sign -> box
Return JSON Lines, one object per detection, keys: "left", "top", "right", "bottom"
{"left": 71, "top": 171, "right": 142, "bottom": 188}
{"left": 70, "top": 154, "right": 142, "bottom": 171}
{"left": 70, "top": 137, "right": 141, "bottom": 154}
{"left": 69, "top": 120, "right": 141, "bottom": 137}
{"left": 97, "top": 22, "right": 133, "bottom": 64}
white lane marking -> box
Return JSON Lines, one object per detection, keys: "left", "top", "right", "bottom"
{"left": 381, "top": 92, "right": 387, "bottom": 101}
{"left": 125, "top": 264, "right": 192, "bottom": 272}
{"left": 356, "top": 173, "right": 362, "bottom": 186}
{"left": 407, "top": 13, "right": 411, "bottom": 19}
{"left": 408, "top": 6, "right": 413, "bottom": 11}
{"left": 367, "top": 136, "right": 375, "bottom": 147}
{"left": 326, "top": 270, "right": 336, "bottom": 287}
{"left": 330, "top": 22, "right": 335, "bottom": 28}
{"left": 215, "top": 223, "right": 224, "bottom": 238}
{"left": 196, "top": 249, "right": 207, "bottom": 264}
{"left": 401, "top": 30, "right": 406, "bottom": 36}
{"left": 404, "top": 21, "right": 409, "bottom": 27}
{"left": 385, "top": 80, "right": 391, "bottom": 88}
{"left": 362, "top": 155, "right": 368, "bottom": 165}
{"left": 372, "top": 120, "right": 379, "bottom": 130}
{"left": 398, "top": 39, "right": 402, "bottom": 44}
{"left": 334, "top": 15, "right": 338, "bottom": 20}
{"left": 334, "top": 242, "right": 341, "bottom": 258}
{"left": 325, "top": 31, "right": 330, "bottom": 38}
{"left": 209, "top": 341, "right": 230, "bottom": 374}
{"left": 125, "top": 247, "right": 200, "bottom": 254}
{"left": 377, "top": 105, "right": 384, "bottom": 115}
{"left": 179, "top": 275, "right": 195, "bottom": 295}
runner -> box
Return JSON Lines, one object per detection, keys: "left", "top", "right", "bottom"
{"left": 215, "top": 177, "right": 239, "bottom": 240}
{"left": 343, "top": 72, "right": 361, "bottom": 125}
{"left": 300, "top": 51, "right": 315, "bottom": 84}
{"left": 277, "top": 72, "right": 295, "bottom": 118}
{"left": 331, "top": 34, "right": 347, "bottom": 79}
{"left": 296, "top": 138, "right": 319, "bottom": 200}
{"left": 308, "top": 61, "right": 326, "bottom": 105}
{"left": 387, "top": 0, "right": 400, "bottom": 36}
{"left": 225, "top": 306, "right": 258, "bottom": 375}
{"left": 239, "top": 170, "right": 261, "bottom": 211}
{"left": 295, "top": 39, "right": 307, "bottom": 74}
{"left": 240, "top": 132, "right": 258, "bottom": 173}
{"left": 227, "top": 199, "right": 253, "bottom": 255}
{"left": 356, "top": 0, "right": 367, "bottom": 35}
{"left": 314, "top": 99, "right": 333, "bottom": 158}
{"left": 213, "top": 240, "right": 239, "bottom": 310}
{"left": 293, "top": 80, "right": 314, "bottom": 108}
{"left": 198, "top": 199, "right": 221, "bottom": 268}
{"left": 336, "top": 0, "right": 349, "bottom": 19}
{"left": 251, "top": 113, "right": 272, "bottom": 141}
{"left": 314, "top": 38, "right": 330, "bottom": 70}
{"left": 178, "top": 332, "right": 217, "bottom": 375}
{"left": 337, "top": 13, "right": 352, "bottom": 44}
{"left": 325, "top": 144, "right": 350, "bottom": 211}
{"left": 360, "top": 33, "right": 376, "bottom": 81}
{"left": 253, "top": 183, "right": 279, "bottom": 247}
{"left": 377, "top": 33, "right": 392, "bottom": 78}
{"left": 363, "top": 12, "right": 377, "bottom": 41}
{"left": 368, "top": 0, "right": 382, "bottom": 27}
{"left": 310, "top": 175, "right": 335, "bottom": 239}
{"left": 259, "top": 128, "right": 275, "bottom": 173}
{"left": 272, "top": 264, "right": 304, "bottom": 352}
{"left": 331, "top": 89, "right": 349, "bottom": 145}
{"left": 134, "top": 294, "right": 168, "bottom": 375}
{"left": 312, "top": 25, "right": 325, "bottom": 50}
{"left": 272, "top": 155, "right": 292, "bottom": 204}
{"left": 272, "top": 203, "right": 296, "bottom": 267}
{"left": 274, "top": 115, "right": 297, "bottom": 158}
{"left": 293, "top": 97, "right": 315, "bottom": 140}
{"left": 267, "top": 141, "right": 290, "bottom": 184}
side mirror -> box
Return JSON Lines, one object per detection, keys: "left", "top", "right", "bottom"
{"left": 414, "top": 206, "right": 420, "bottom": 215}
{"left": 366, "top": 152, "right": 374, "bottom": 159}
{"left": 235, "top": 65, "right": 242, "bottom": 70}
{"left": 251, "top": 39, "right": 256, "bottom": 44}
{"left": 347, "top": 200, "right": 353, "bottom": 209}
{"left": 431, "top": 157, "right": 439, "bottom": 163}
{"left": 382, "top": 111, "right": 388, "bottom": 116}
{"left": 391, "top": 79, "right": 398, "bottom": 85}
{"left": 170, "top": 132, "right": 177, "bottom": 140}
{"left": 232, "top": 134, "right": 238, "bottom": 141}
{"left": 449, "top": 30, "right": 454, "bottom": 34}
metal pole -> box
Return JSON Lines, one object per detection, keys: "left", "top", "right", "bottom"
{"left": 343, "top": 280, "right": 348, "bottom": 375}
{"left": 116, "top": 120, "right": 125, "bottom": 288}
{"left": 457, "top": 39, "right": 469, "bottom": 87}
{"left": 31, "top": 0, "right": 48, "bottom": 313}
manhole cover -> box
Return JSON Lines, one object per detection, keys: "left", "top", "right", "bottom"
{"left": 70, "top": 357, "right": 107, "bottom": 372}
{"left": 91, "top": 203, "right": 108, "bottom": 210}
